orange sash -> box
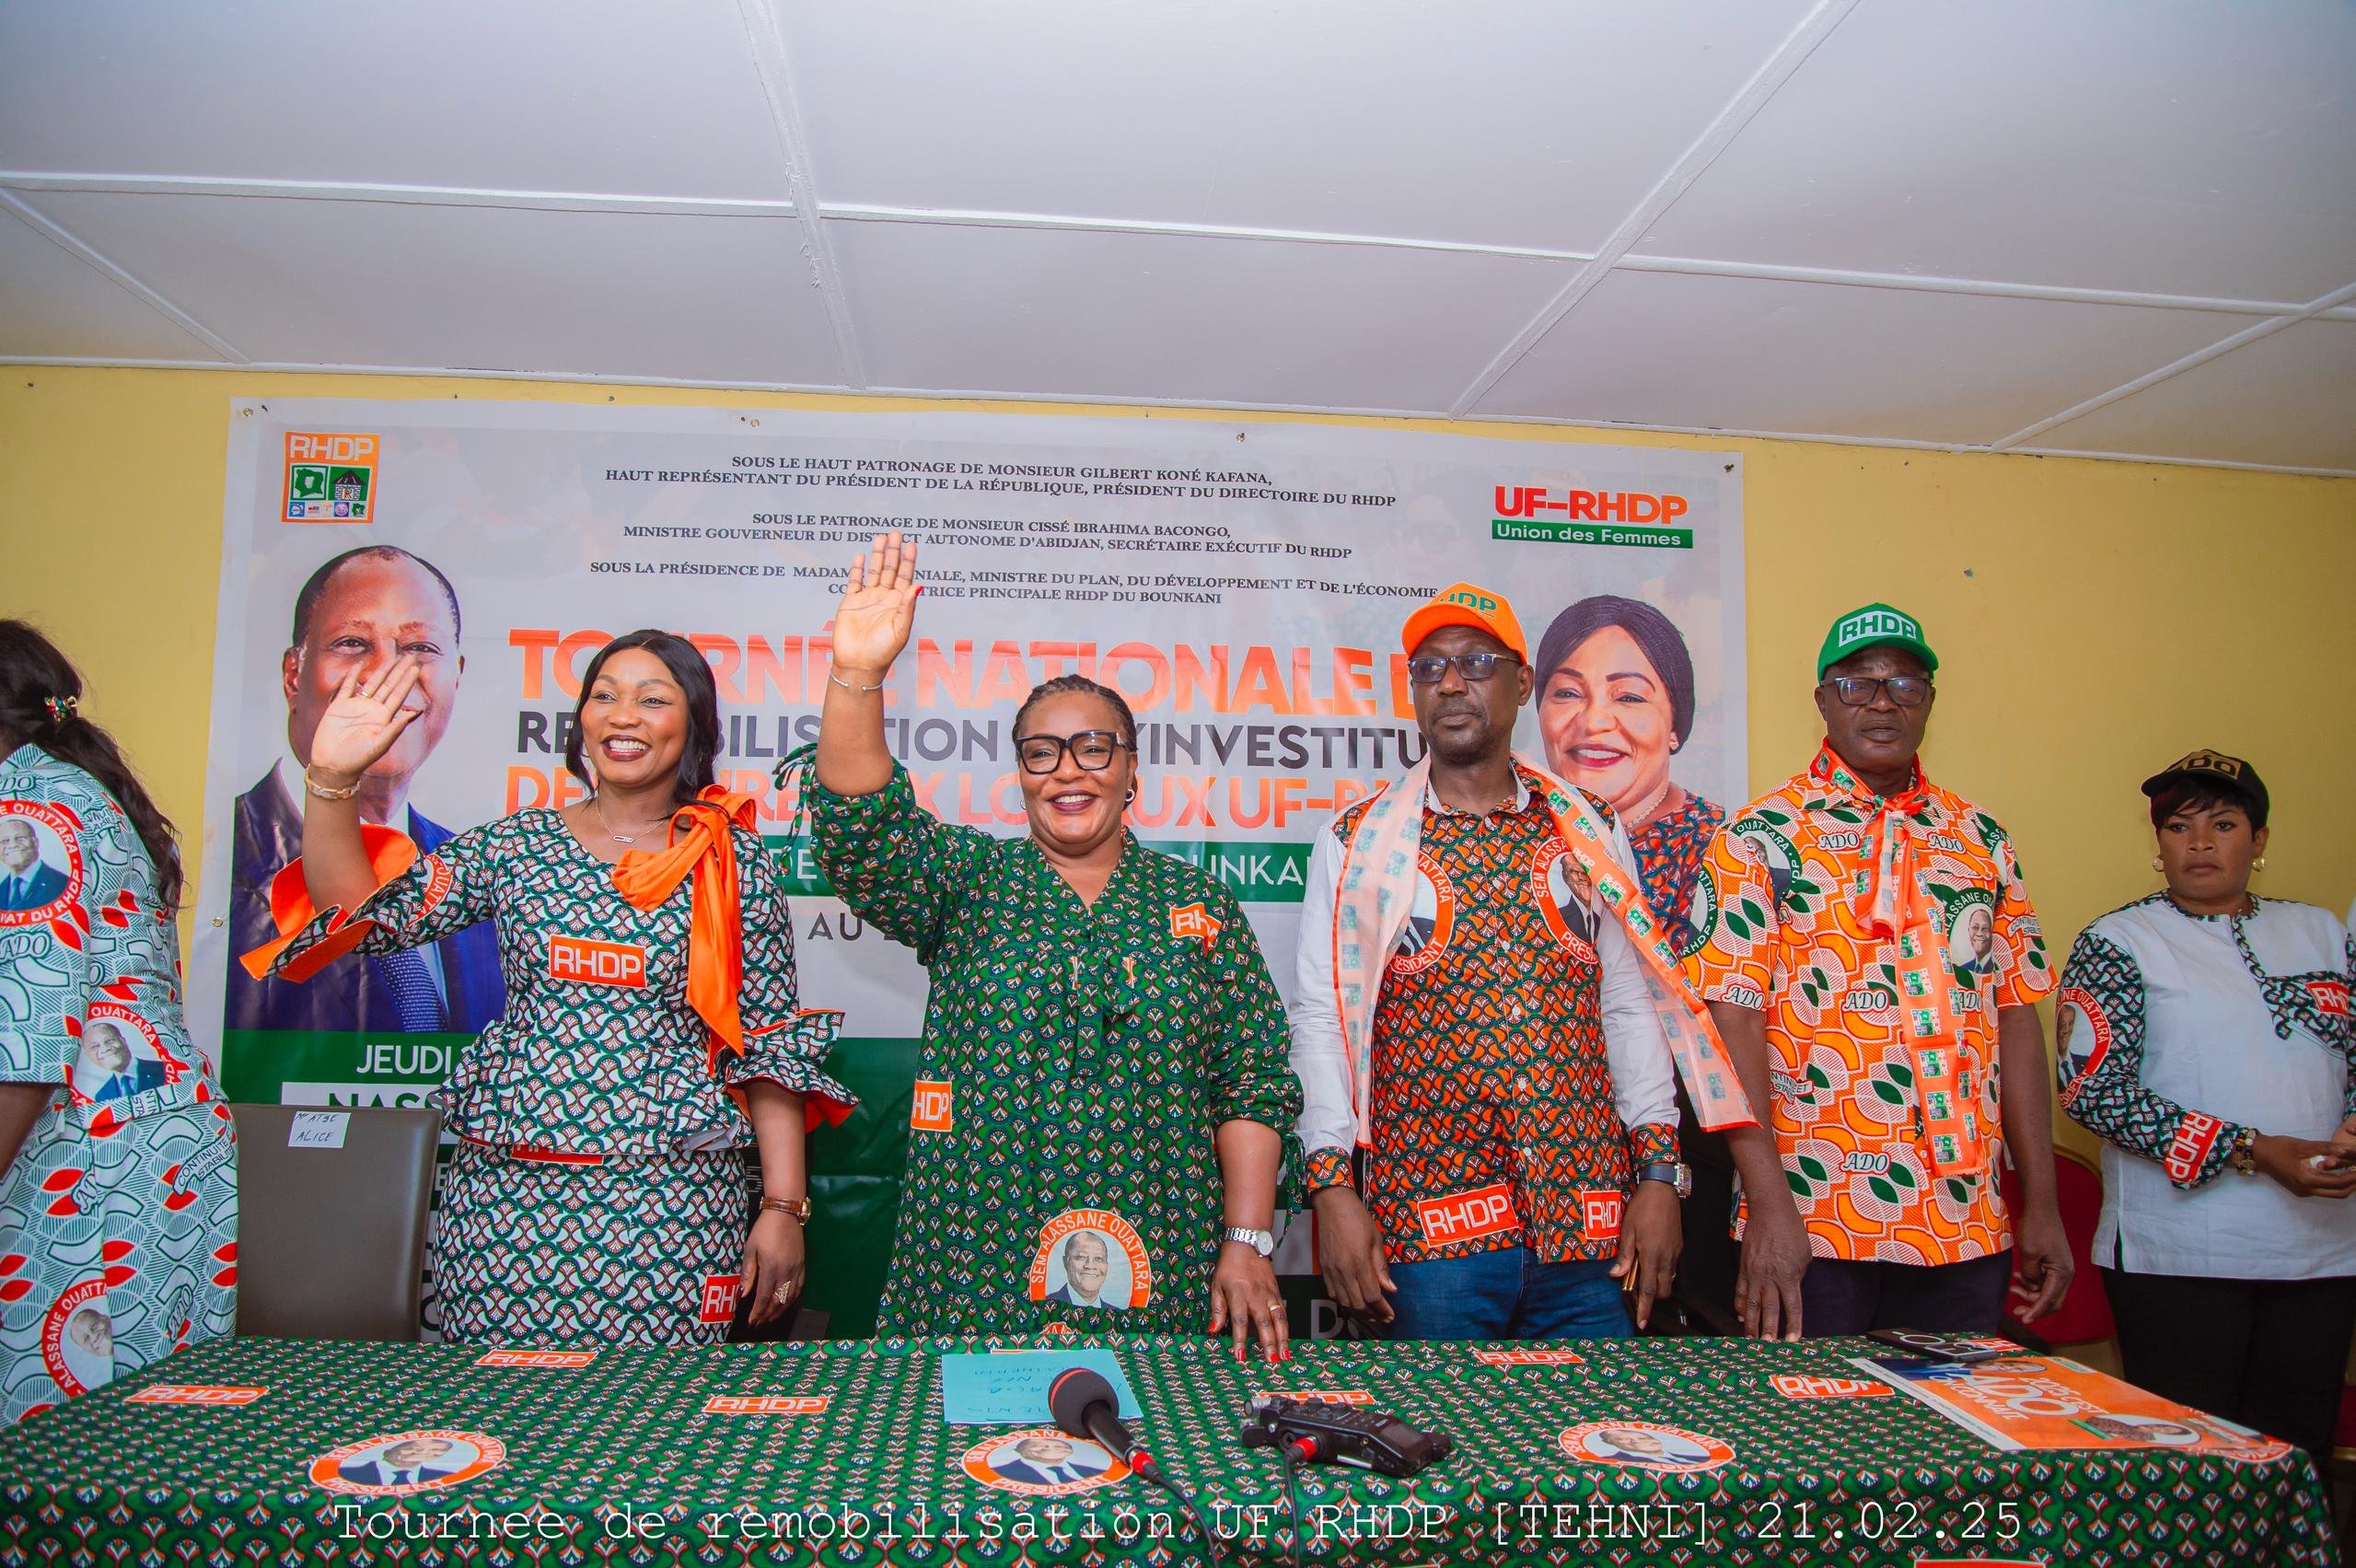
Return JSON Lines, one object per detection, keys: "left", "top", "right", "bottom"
{"left": 1809, "top": 745, "right": 1982, "bottom": 1177}
{"left": 239, "top": 823, "right": 417, "bottom": 981}
{"left": 609, "top": 788, "right": 761, "bottom": 1079}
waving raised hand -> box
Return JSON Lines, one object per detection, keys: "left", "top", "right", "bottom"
{"left": 309, "top": 656, "right": 424, "bottom": 785}
{"left": 830, "top": 532, "right": 920, "bottom": 679}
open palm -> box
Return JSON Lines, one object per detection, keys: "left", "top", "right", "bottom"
{"left": 831, "top": 531, "right": 921, "bottom": 675}
{"left": 309, "top": 656, "right": 424, "bottom": 783}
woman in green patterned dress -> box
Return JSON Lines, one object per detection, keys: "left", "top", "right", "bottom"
{"left": 806, "top": 533, "right": 1301, "bottom": 1359}
{"left": 249, "top": 632, "right": 853, "bottom": 1344}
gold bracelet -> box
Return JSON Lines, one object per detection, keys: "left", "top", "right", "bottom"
{"left": 827, "top": 669, "right": 888, "bottom": 692}
{"left": 303, "top": 768, "right": 362, "bottom": 802}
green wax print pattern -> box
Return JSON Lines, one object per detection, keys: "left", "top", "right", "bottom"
{"left": 0, "top": 1335, "right": 2332, "bottom": 1566}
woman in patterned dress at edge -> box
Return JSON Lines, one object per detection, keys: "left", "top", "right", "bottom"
{"left": 0, "top": 622, "right": 236, "bottom": 1423}
{"left": 799, "top": 532, "right": 1302, "bottom": 1358}
{"left": 2056, "top": 749, "right": 2356, "bottom": 1476}
{"left": 1533, "top": 594, "right": 1735, "bottom": 1331}
{"left": 247, "top": 631, "right": 853, "bottom": 1343}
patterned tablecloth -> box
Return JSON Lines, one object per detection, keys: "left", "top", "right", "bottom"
{"left": 0, "top": 1332, "right": 2334, "bottom": 1566}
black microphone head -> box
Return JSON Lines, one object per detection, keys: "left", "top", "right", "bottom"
{"left": 1048, "top": 1367, "right": 1116, "bottom": 1440}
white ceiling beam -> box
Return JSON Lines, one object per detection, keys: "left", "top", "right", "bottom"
{"left": 6, "top": 169, "right": 2344, "bottom": 323}
{"left": 0, "top": 173, "right": 791, "bottom": 217}
{"left": 1991, "top": 276, "right": 2356, "bottom": 450}
{"left": 0, "top": 189, "right": 248, "bottom": 363}
{"left": 736, "top": 0, "right": 866, "bottom": 389}
{"left": 1446, "top": 0, "right": 1862, "bottom": 418}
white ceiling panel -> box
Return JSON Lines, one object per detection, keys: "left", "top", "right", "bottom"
{"left": 1639, "top": 0, "right": 2356, "bottom": 304}
{"left": 832, "top": 219, "right": 1573, "bottom": 411}
{"left": 0, "top": 205, "right": 227, "bottom": 361}
{"left": 1473, "top": 270, "right": 2251, "bottom": 445}
{"left": 17, "top": 192, "right": 846, "bottom": 386}
{"left": 784, "top": 0, "right": 1815, "bottom": 253}
{"left": 2025, "top": 319, "right": 2356, "bottom": 472}
{"left": 0, "top": 1, "right": 793, "bottom": 201}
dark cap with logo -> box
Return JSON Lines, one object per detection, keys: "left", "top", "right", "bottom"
{"left": 2140, "top": 749, "right": 2268, "bottom": 821}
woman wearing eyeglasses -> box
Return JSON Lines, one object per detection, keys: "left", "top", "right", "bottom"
{"left": 798, "top": 533, "right": 1302, "bottom": 1357}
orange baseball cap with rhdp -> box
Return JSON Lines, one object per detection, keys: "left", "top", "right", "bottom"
{"left": 1400, "top": 583, "right": 1528, "bottom": 661}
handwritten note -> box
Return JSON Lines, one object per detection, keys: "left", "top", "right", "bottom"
{"left": 286, "top": 1110, "right": 350, "bottom": 1149}
{"left": 940, "top": 1350, "right": 1139, "bottom": 1426}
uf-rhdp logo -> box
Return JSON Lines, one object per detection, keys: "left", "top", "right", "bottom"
{"left": 284, "top": 432, "right": 377, "bottom": 521}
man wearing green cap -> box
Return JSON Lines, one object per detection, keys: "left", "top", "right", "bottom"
{"left": 1686, "top": 604, "right": 2072, "bottom": 1339}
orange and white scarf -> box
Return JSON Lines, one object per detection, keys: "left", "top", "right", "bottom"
{"left": 1329, "top": 755, "right": 1754, "bottom": 1145}
{"left": 1808, "top": 745, "right": 1982, "bottom": 1177}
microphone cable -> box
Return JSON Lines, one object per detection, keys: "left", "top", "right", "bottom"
{"left": 1129, "top": 1447, "right": 1224, "bottom": 1568}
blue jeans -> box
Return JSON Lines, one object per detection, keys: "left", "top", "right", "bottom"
{"left": 1385, "top": 1246, "right": 1631, "bottom": 1342}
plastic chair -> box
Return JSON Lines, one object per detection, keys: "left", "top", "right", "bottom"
{"left": 229, "top": 1103, "right": 441, "bottom": 1341}
{"left": 2000, "top": 1145, "right": 2115, "bottom": 1346}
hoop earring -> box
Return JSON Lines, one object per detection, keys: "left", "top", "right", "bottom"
{"left": 2151, "top": 854, "right": 2164, "bottom": 874}
{"left": 1125, "top": 787, "right": 1136, "bottom": 804}
{"left": 2252, "top": 855, "right": 2268, "bottom": 873}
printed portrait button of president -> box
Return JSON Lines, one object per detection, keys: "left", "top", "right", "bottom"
{"left": 1560, "top": 1421, "right": 1735, "bottom": 1474}
{"left": 311, "top": 1429, "right": 507, "bottom": 1498}
{"left": 1029, "top": 1208, "right": 1153, "bottom": 1313}
{"left": 67, "top": 1002, "right": 186, "bottom": 1111}
{"left": 0, "top": 800, "right": 83, "bottom": 925}
{"left": 961, "top": 1427, "right": 1129, "bottom": 1496}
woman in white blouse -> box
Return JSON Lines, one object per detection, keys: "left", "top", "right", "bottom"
{"left": 2057, "top": 749, "right": 2356, "bottom": 1473}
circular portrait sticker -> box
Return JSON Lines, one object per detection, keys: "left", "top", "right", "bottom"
{"left": 1029, "top": 1209, "right": 1152, "bottom": 1312}
{"left": 1943, "top": 887, "right": 1999, "bottom": 987}
{"left": 70, "top": 1004, "right": 183, "bottom": 1109}
{"left": 1531, "top": 841, "right": 1599, "bottom": 963}
{"left": 1387, "top": 851, "right": 1457, "bottom": 975}
{"left": 40, "top": 1279, "right": 110, "bottom": 1397}
{"left": 961, "top": 1427, "right": 1128, "bottom": 1496}
{"left": 311, "top": 1429, "right": 506, "bottom": 1497}
{"left": 0, "top": 801, "right": 82, "bottom": 926}
{"left": 1560, "top": 1421, "right": 1734, "bottom": 1475}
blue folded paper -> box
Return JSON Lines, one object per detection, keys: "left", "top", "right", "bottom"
{"left": 939, "top": 1350, "right": 1141, "bottom": 1426}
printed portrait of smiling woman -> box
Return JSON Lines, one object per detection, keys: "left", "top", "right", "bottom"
{"left": 1533, "top": 596, "right": 1723, "bottom": 947}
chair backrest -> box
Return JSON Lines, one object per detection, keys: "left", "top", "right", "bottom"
{"left": 229, "top": 1104, "right": 441, "bottom": 1341}
{"left": 2002, "top": 1144, "right": 2116, "bottom": 1345}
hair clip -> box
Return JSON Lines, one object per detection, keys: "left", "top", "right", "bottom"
{"left": 43, "top": 695, "right": 77, "bottom": 724}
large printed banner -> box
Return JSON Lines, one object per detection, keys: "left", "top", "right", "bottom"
{"left": 190, "top": 400, "right": 1744, "bottom": 1326}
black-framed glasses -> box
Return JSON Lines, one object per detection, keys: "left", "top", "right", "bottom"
{"left": 1014, "top": 730, "right": 1128, "bottom": 774}
{"left": 1822, "top": 675, "right": 1933, "bottom": 708}
{"left": 1406, "top": 651, "right": 1520, "bottom": 686}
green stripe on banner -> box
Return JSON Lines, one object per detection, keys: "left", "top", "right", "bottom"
{"left": 1492, "top": 517, "right": 1694, "bottom": 549}
{"left": 764, "top": 836, "right": 1308, "bottom": 902}
{"left": 219, "top": 1028, "right": 472, "bottom": 1108}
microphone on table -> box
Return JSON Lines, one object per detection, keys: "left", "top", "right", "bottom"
{"left": 1049, "top": 1366, "right": 1225, "bottom": 1568}
{"left": 1048, "top": 1366, "right": 1161, "bottom": 1481}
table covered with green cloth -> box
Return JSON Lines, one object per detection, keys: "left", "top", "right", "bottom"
{"left": 0, "top": 1333, "right": 2333, "bottom": 1567}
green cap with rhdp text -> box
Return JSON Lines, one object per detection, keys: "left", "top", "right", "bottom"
{"left": 1816, "top": 603, "right": 1940, "bottom": 681}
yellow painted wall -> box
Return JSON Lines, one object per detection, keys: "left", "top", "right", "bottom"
{"left": 4, "top": 366, "right": 2353, "bottom": 1158}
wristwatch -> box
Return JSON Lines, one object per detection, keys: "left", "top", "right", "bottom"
{"left": 1224, "top": 1225, "right": 1277, "bottom": 1259}
{"left": 760, "top": 1194, "right": 812, "bottom": 1223}
{"left": 1636, "top": 1162, "right": 1693, "bottom": 1201}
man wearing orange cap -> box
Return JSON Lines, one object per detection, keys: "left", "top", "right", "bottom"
{"left": 1288, "top": 585, "right": 1754, "bottom": 1341}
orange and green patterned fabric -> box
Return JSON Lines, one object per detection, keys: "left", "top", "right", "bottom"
{"left": 0, "top": 1333, "right": 2331, "bottom": 1565}
{"left": 1687, "top": 744, "right": 2055, "bottom": 1264}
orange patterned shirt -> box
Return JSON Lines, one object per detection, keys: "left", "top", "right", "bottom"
{"left": 1686, "top": 745, "right": 2054, "bottom": 1264}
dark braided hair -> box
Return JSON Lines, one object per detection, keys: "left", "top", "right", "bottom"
{"left": 1013, "top": 674, "right": 1139, "bottom": 750}
{"left": 0, "top": 621, "right": 184, "bottom": 911}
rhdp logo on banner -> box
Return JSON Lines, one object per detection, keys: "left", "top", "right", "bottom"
{"left": 284, "top": 432, "right": 379, "bottom": 521}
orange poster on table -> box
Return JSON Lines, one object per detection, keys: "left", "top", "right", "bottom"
{"left": 1850, "top": 1353, "right": 2292, "bottom": 1459}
